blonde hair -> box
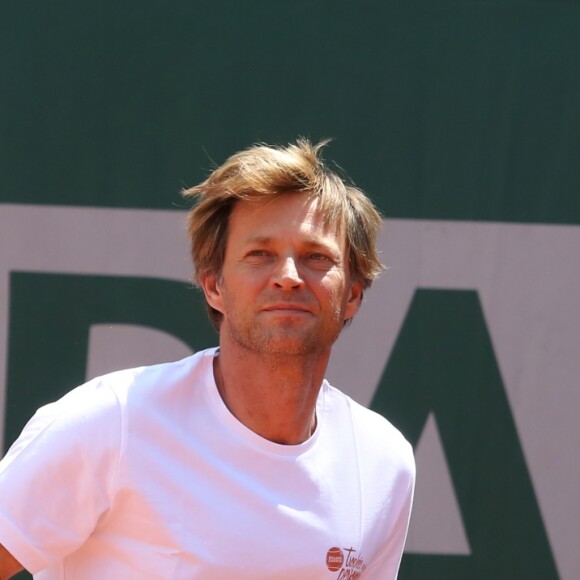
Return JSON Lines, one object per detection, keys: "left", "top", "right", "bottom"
{"left": 182, "top": 138, "right": 385, "bottom": 328}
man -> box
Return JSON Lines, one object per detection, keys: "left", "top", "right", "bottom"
{"left": 0, "top": 139, "right": 414, "bottom": 578}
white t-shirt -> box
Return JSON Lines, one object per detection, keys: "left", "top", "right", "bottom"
{"left": 0, "top": 348, "right": 414, "bottom": 579}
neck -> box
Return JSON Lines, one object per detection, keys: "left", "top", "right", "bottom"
{"left": 213, "top": 343, "right": 329, "bottom": 445}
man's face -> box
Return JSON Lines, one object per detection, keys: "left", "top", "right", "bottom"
{"left": 202, "top": 193, "right": 362, "bottom": 356}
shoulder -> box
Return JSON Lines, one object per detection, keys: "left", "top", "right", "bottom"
{"left": 323, "top": 382, "right": 415, "bottom": 478}
{"left": 87, "top": 347, "right": 217, "bottom": 406}
{"left": 7, "top": 348, "right": 216, "bottom": 457}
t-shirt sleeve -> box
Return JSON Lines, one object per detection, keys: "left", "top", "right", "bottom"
{"left": 0, "top": 377, "right": 122, "bottom": 574}
{"left": 348, "top": 398, "right": 416, "bottom": 580}
{"left": 362, "top": 461, "right": 415, "bottom": 579}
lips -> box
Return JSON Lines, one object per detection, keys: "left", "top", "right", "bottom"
{"left": 262, "top": 304, "right": 312, "bottom": 313}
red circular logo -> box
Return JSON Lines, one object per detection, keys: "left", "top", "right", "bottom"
{"left": 326, "top": 547, "right": 344, "bottom": 572}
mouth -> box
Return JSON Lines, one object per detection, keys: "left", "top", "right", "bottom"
{"left": 262, "top": 304, "right": 312, "bottom": 314}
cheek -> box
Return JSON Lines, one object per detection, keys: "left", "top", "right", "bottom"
{"left": 231, "top": 265, "right": 271, "bottom": 287}
{"left": 317, "top": 273, "right": 348, "bottom": 303}
{"left": 221, "top": 274, "right": 262, "bottom": 310}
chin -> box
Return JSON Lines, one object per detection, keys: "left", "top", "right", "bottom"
{"left": 227, "top": 321, "right": 340, "bottom": 356}
{"left": 254, "top": 333, "right": 336, "bottom": 357}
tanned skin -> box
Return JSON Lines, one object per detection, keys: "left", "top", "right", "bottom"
{"left": 201, "top": 194, "right": 362, "bottom": 445}
{"left": 0, "top": 544, "right": 23, "bottom": 579}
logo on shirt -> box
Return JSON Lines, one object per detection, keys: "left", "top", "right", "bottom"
{"left": 325, "top": 546, "right": 367, "bottom": 578}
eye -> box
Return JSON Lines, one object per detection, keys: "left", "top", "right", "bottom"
{"left": 308, "top": 253, "right": 330, "bottom": 261}
{"left": 305, "top": 252, "right": 337, "bottom": 270}
{"left": 244, "top": 249, "right": 274, "bottom": 263}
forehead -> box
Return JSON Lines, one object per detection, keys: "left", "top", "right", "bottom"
{"left": 227, "top": 193, "right": 344, "bottom": 246}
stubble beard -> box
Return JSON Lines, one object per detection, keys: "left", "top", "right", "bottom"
{"left": 225, "top": 308, "right": 344, "bottom": 357}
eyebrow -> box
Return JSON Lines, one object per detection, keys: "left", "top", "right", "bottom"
{"left": 244, "top": 235, "right": 338, "bottom": 247}
{"left": 243, "top": 236, "right": 274, "bottom": 246}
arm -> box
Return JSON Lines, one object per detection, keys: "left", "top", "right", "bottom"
{"left": 0, "top": 544, "right": 24, "bottom": 579}
{"left": 362, "top": 458, "right": 415, "bottom": 580}
{"left": 0, "top": 377, "right": 121, "bottom": 574}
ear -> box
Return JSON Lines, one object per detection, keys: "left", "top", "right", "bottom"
{"left": 343, "top": 280, "right": 363, "bottom": 322}
{"left": 199, "top": 272, "right": 225, "bottom": 316}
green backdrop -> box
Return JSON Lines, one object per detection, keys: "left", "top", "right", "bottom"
{"left": 2, "top": 2, "right": 579, "bottom": 579}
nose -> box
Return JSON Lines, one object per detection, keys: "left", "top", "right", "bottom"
{"left": 272, "top": 256, "right": 304, "bottom": 289}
